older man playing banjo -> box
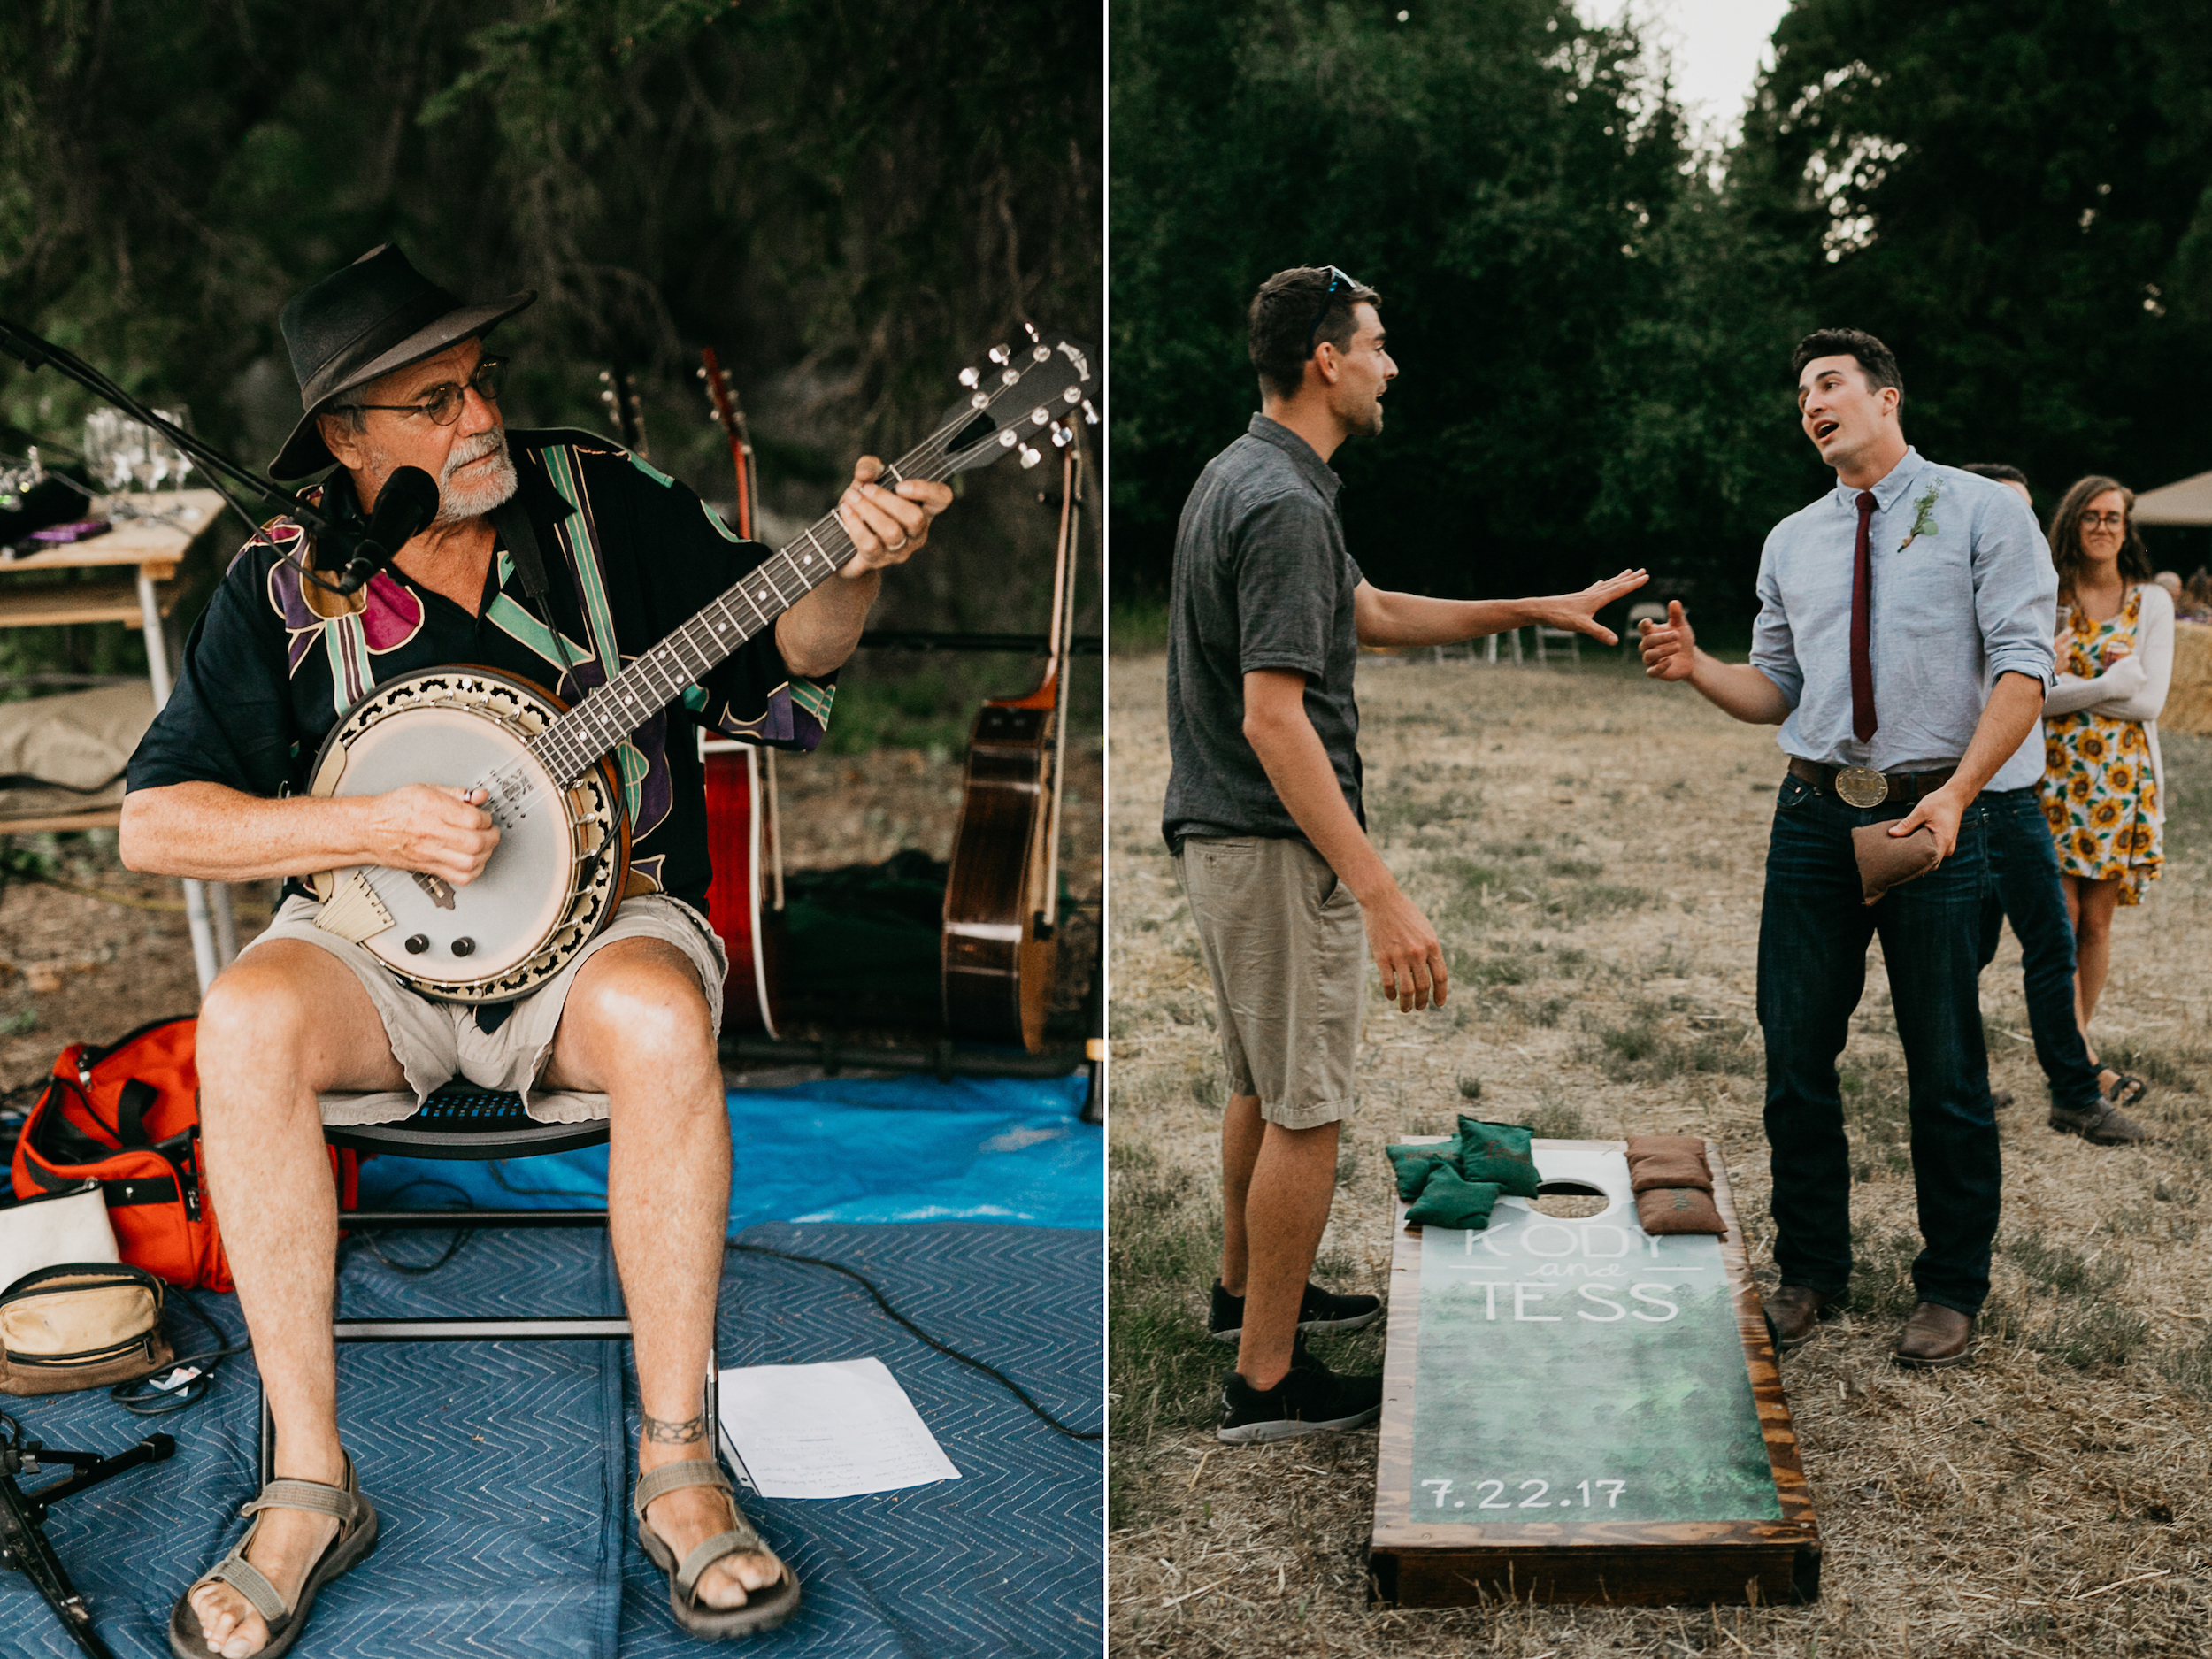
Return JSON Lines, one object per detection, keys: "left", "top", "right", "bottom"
{"left": 120, "top": 248, "right": 949, "bottom": 1655}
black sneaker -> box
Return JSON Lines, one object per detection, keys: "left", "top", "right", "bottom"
{"left": 1217, "top": 1353, "right": 1385, "bottom": 1444}
{"left": 1210, "top": 1279, "right": 1382, "bottom": 1345}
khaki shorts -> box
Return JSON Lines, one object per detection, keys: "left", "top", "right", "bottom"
{"left": 1176, "top": 835, "right": 1365, "bottom": 1130}
{"left": 246, "top": 891, "right": 728, "bottom": 1125}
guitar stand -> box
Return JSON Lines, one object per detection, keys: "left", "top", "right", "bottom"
{"left": 0, "top": 1428, "right": 175, "bottom": 1659}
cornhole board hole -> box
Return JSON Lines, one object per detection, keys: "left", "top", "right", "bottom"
{"left": 1370, "top": 1137, "right": 1820, "bottom": 1607}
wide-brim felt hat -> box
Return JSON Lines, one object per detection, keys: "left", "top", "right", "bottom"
{"left": 270, "top": 244, "right": 535, "bottom": 480}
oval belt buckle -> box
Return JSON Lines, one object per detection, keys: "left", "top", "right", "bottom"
{"left": 1834, "top": 764, "right": 1889, "bottom": 808}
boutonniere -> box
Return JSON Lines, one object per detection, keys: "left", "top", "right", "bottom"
{"left": 1898, "top": 482, "right": 1940, "bottom": 550}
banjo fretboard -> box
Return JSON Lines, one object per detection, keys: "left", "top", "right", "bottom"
{"left": 522, "top": 334, "right": 1089, "bottom": 789}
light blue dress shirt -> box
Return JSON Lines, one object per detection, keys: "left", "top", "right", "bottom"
{"left": 1751, "top": 448, "right": 2056, "bottom": 777}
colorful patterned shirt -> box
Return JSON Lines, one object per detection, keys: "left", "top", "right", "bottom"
{"left": 126, "top": 427, "right": 833, "bottom": 910}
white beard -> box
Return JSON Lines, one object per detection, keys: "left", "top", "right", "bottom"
{"left": 430, "top": 429, "right": 519, "bottom": 523}
{"left": 367, "top": 427, "right": 518, "bottom": 525}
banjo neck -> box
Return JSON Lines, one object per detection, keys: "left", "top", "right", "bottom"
{"left": 523, "top": 451, "right": 957, "bottom": 788}
{"left": 526, "top": 503, "right": 871, "bottom": 788}
{"left": 522, "top": 330, "right": 1097, "bottom": 789}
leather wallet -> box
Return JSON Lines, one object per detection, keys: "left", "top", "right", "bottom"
{"left": 1851, "top": 821, "right": 1940, "bottom": 905}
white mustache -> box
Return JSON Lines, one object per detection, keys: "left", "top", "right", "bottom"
{"left": 442, "top": 431, "right": 508, "bottom": 480}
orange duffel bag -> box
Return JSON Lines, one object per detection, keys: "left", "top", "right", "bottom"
{"left": 7, "top": 1016, "right": 359, "bottom": 1293}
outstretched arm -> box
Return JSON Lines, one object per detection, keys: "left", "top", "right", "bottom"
{"left": 1354, "top": 569, "right": 1648, "bottom": 648}
{"left": 1243, "top": 668, "right": 1447, "bottom": 1012}
{"left": 1638, "top": 601, "right": 1793, "bottom": 724}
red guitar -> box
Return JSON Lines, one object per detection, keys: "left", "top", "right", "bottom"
{"left": 697, "top": 348, "right": 783, "bottom": 1036}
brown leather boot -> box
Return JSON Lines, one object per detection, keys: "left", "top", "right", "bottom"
{"left": 1763, "top": 1286, "right": 1832, "bottom": 1352}
{"left": 1893, "top": 1302, "right": 1974, "bottom": 1368}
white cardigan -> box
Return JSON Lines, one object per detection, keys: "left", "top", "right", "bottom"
{"left": 2045, "top": 580, "right": 2173, "bottom": 817}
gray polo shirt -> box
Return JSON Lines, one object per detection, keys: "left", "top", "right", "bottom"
{"left": 1163, "top": 414, "right": 1364, "bottom": 852}
{"left": 1751, "top": 448, "right": 2055, "bottom": 775}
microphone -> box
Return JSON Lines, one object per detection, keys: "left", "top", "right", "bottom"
{"left": 333, "top": 466, "right": 440, "bottom": 593}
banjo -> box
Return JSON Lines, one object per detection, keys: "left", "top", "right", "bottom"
{"left": 303, "top": 328, "right": 1097, "bottom": 1003}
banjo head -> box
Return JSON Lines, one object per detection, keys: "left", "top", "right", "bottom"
{"left": 307, "top": 666, "right": 626, "bottom": 1002}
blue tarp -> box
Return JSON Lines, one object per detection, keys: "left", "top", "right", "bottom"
{"left": 3, "top": 1076, "right": 1102, "bottom": 1656}
{"left": 4, "top": 1224, "right": 1102, "bottom": 1657}
{"left": 358, "top": 1073, "right": 1102, "bottom": 1233}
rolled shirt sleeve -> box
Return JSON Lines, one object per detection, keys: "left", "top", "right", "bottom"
{"left": 1748, "top": 531, "right": 1804, "bottom": 709}
{"left": 1972, "top": 484, "right": 2059, "bottom": 690}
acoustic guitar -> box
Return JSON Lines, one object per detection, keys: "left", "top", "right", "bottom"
{"left": 697, "top": 348, "right": 783, "bottom": 1035}
{"left": 941, "top": 419, "right": 1087, "bottom": 1053}
{"left": 304, "top": 331, "right": 1096, "bottom": 1003}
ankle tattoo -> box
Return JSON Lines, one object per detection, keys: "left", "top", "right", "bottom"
{"left": 642, "top": 1410, "right": 707, "bottom": 1446}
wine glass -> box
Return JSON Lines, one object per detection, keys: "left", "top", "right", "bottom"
{"left": 154, "top": 407, "right": 193, "bottom": 492}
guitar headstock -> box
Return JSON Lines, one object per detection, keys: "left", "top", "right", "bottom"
{"left": 698, "top": 349, "right": 749, "bottom": 449}
{"left": 598, "top": 365, "right": 648, "bottom": 455}
{"left": 937, "top": 325, "right": 1098, "bottom": 476}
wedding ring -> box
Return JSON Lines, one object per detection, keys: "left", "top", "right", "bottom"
{"left": 885, "top": 532, "right": 909, "bottom": 551}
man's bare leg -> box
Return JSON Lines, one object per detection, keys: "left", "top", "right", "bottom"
{"left": 544, "top": 938, "right": 779, "bottom": 1611}
{"left": 185, "top": 943, "right": 408, "bottom": 1658}
{"left": 1217, "top": 1091, "right": 1264, "bottom": 1294}
{"left": 1232, "top": 1120, "right": 1341, "bottom": 1391}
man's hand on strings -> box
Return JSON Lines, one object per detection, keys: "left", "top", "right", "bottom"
{"left": 365, "top": 784, "right": 499, "bottom": 887}
{"left": 835, "top": 456, "right": 953, "bottom": 577}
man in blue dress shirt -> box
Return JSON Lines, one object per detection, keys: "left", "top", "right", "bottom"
{"left": 1639, "top": 328, "right": 2055, "bottom": 1369}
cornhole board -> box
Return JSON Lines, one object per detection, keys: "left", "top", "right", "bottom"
{"left": 1369, "top": 1137, "right": 1820, "bottom": 1607}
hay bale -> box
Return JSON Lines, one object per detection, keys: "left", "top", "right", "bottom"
{"left": 2163, "top": 621, "right": 2212, "bottom": 734}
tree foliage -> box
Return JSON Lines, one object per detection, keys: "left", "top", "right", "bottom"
{"left": 1114, "top": 0, "right": 2212, "bottom": 616}
{"left": 1113, "top": 0, "right": 1691, "bottom": 601}
{"left": 1734, "top": 0, "right": 2212, "bottom": 519}
{"left": 0, "top": 0, "right": 1101, "bottom": 637}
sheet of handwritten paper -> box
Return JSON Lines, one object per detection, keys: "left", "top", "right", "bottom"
{"left": 715, "top": 1356, "right": 962, "bottom": 1499}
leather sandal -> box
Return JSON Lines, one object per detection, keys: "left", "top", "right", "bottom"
{"left": 635, "top": 1458, "right": 802, "bottom": 1638}
{"left": 168, "top": 1454, "right": 378, "bottom": 1659}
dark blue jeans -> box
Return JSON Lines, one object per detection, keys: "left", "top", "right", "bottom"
{"left": 1757, "top": 774, "right": 2001, "bottom": 1315}
{"left": 1977, "top": 786, "right": 2103, "bottom": 1115}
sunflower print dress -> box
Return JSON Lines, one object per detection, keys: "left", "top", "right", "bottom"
{"left": 2041, "top": 588, "right": 2162, "bottom": 903}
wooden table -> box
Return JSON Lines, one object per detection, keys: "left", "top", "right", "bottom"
{"left": 1370, "top": 1138, "right": 1821, "bottom": 1606}
{"left": 0, "top": 489, "right": 238, "bottom": 984}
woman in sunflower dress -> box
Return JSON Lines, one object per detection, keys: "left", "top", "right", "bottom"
{"left": 2039, "top": 474, "right": 2173, "bottom": 1102}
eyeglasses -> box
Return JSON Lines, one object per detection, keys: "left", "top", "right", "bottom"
{"left": 342, "top": 356, "right": 505, "bottom": 426}
{"left": 1304, "top": 266, "right": 1364, "bottom": 359}
{"left": 2079, "top": 511, "right": 2126, "bottom": 531}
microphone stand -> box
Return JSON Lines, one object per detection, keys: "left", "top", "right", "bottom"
{"left": 1, "top": 1420, "right": 177, "bottom": 1659}
{"left": 0, "top": 316, "right": 388, "bottom": 594}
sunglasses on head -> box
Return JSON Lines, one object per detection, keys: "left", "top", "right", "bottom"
{"left": 1304, "top": 265, "right": 1364, "bottom": 359}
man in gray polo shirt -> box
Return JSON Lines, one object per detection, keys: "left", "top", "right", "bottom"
{"left": 1167, "top": 265, "right": 1647, "bottom": 1442}
{"left": 1640, "top": 327, "right": 2055, "bottom": 1370}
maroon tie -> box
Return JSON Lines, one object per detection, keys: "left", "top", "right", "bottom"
{"left": 1850, "top": 490, "right": 1878, "bottom": 742}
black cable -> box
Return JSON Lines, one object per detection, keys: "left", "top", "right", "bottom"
{"left": 726, "top": 1241, "right": 1101, "bottom": 1444}
{"left": 342, "top": 1177, "right": 478, "bottom": 1277}
{"left": 109, "top": 1288, "right": 250, "bottom": 1417}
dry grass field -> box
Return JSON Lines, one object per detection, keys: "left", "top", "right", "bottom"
{"left": 1108, "top": 647, "right": 2212, "bottom": 1657}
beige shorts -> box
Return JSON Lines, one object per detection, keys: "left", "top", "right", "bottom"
{"left": 1176, "top": 835, "right": 1365, "bottom": 1130}
{"left": 246, "top": 891, "right": 728, "bottom": 1125}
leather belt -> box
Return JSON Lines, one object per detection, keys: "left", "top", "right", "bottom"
{"left": 1787, "top": 756, "right": 1956, "bottom": 809}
